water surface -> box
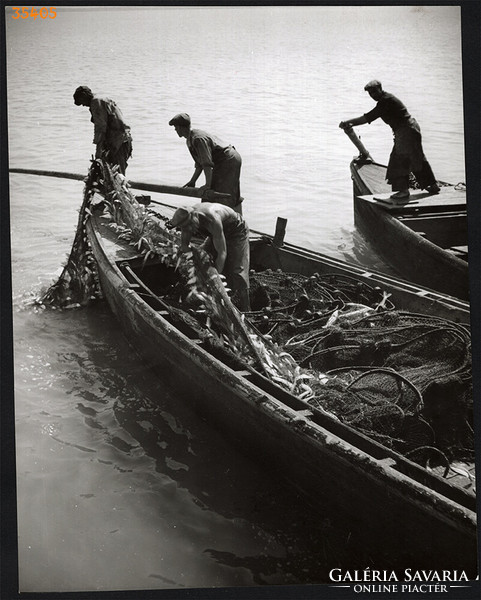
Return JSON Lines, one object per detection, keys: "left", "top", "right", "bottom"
{"left": 5, "top": 5, "right": 467, "bottom": 594}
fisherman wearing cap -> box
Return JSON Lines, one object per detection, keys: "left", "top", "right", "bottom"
{"left": 73, "top": 86, "right": 133, "bottom": 174}
{"left": 169, "top": 114, "right": 244, "bottom": 214}
{"left": 167, "top": 202, "right": 250, "bottom": 312}
{"left": 339, "top": 80, "right": 440, "bottom": 199}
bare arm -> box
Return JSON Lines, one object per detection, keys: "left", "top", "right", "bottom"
{"left": 184, "top": 166, "right": 203, "bottom": 188}
{"left": 189, "top": 136, "right": 214, "bottom": 191}
{"left": 180, "top": 228, "right": 193, "bottom": 252}
{"left": 202, "top": 166, "right": 213, "bottom": 187}
{"left": 208, "top": 215, "right": 227, "bottom": 273}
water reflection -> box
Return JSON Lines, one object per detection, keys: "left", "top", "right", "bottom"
{"left": 70, "top": 303, "right": 377, "bottom": 585}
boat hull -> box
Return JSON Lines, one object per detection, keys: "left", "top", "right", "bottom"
{"left": 351, "top": 161, "right": 469, "bottom": 301}
{"left": 85, "top": 212, "right": 476, "bottom": 574}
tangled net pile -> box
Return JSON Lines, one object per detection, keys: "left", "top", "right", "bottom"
{"left": 247, "top": 270, "right": 473, "bottom": 469}
{"left": 38, "top": 160, "right": 474, "bottom": 476}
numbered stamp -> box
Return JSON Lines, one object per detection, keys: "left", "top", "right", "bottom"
{"left": 11, "top": 7, "right": 57, "bottom": 20}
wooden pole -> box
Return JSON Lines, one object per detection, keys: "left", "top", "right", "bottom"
{"left": 9, "top": 167, "right": 231, "bottom": 200}
{"left": 343, "top": 127, "right": 373, "bottom": 161}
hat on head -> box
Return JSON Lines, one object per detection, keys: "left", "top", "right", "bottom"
{"left": 364, "top": 80, "right": 382, "bottom": 91}
{"left": 73, "top": 86, "right": 93, "bottom": 104}
{"left": 169, "top": 113, "right": 191, "bottom": 127}
{"left": 166, "top": 206, "right": 194, "bottom": 229}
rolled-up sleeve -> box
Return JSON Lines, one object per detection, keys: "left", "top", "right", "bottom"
{"left": 192, "top": 136, "right": 214, "bottom": 168}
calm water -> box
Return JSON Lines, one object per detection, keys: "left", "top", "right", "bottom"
{"left": 5, "top": 5, "right": 467, "bottom": 594}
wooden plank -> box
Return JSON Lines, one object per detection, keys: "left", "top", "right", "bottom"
{"left": 448, "top": 246, "right": 469, "bottom": 259}
{"left": 356, "top": 162, "right": 391, "bottom": 193}
{"left": 358, "top": 187, "right": 466, "bottom": 214}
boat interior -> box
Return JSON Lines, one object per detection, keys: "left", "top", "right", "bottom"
{"left": 89, "top": 183, "right": 475, "bottom": 512}
{"left": 103, "top": 239, "right": 476, "bottom": 510}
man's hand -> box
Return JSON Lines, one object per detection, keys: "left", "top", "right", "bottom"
{"left": 339, "top": 121, "right": 352, "bottom": 130}
{"left": 200, "top": 186, "right": 217, "bottom": 201}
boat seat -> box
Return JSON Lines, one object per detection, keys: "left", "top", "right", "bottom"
{"left": 377, "top": 457, "right": 397, "bottom": 468}
{"left": 235, "top": 370, "right": 252, "bottom": 377}
{"left": 295, "top": 409, "right": 314, "bottom": 418}
{"left": 359, "top": 187, "right": 466, "bottom": 213}
{"left": 447, "top": 245, "right": 468, "bottom": 258}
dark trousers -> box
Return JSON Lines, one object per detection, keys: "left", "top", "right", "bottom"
{"left": 105, "top": 131, "right": 133, "bottom": 175}
{"left": 390, "top": 158, "right": 437, "bottom": 192}
{"left": 210, "top": 146, "right": 243, "bottom": 214}
{"left": 386, "top": 120, "right": 436, "bottom": 191}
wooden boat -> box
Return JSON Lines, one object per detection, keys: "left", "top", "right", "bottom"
{"left": 347, "top": 146, "right": 469, "bottom": 301}
{"left": 76, "top": 162, "right": 476, "bottom": 576}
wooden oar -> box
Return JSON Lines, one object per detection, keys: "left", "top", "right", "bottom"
{"left": 8, "top": 167, "right": 231, "bottom": 201}
{"left": 342, "top": 126, "right": 373, "bottom": 161}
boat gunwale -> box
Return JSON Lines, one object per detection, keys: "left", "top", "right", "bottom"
{"left": 253, "top": 237, "right": 469, "bottom": 313}
{"left": 85, "top": 211, "right": 477, "bottom": 530}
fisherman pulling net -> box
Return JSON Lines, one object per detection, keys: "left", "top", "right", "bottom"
{"left": 37, "top": 160, "right": 474, "bottom": 481}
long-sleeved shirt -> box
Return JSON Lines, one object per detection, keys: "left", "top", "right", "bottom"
{"left": 364, "top": 91, "right": 412, "bottom": 131}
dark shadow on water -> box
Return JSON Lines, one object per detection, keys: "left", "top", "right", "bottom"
{"left": 40, "top": 301, "right": 404, "bottom": 585}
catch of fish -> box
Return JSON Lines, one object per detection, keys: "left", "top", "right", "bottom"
{"left": 37, "top": 160, "right": 474, "bottom": 486}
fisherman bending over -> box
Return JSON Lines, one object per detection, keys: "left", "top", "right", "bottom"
{"left": 169, "top": 113, "right": 244, "bottom": 214}
{"left": 167, "top": 203, "right": 251, "bottom": 312}
{"left": 339, "top": 80, "right": 440, "bottom": 200}
{"left": 73, "top": 86, "right": 133, "bottom": 175}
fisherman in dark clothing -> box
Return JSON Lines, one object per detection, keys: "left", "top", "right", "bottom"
{"left": 73, "top": 86, "right": 133, "bottom": 174}
{"left": 339, "top": 80, "right": 440, "bottom": 200}
{"left": 166, "top": 202, "right": 250, "bottom": 312}
{"left": 169, "top": 113, "right": 244, "bottom": 214}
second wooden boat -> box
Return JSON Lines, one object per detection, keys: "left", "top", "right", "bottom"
{"left": 345, "top": 131, "right": 469, "bottom": 301}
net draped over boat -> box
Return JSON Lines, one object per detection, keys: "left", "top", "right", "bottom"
{"left": 38, "top": 160, "right": 474, "bottom": 480}
{"left": 36, "top": 164, "right": 104, "bottom": 308}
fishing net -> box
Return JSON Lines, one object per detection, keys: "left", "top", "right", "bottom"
{"left": 408, "top": 173, "right": 458, "bottom": 191}
{"left": 38, "top": 160, "right": 474, "bottom": 477}
{"left": 246, "top": 271, "right": 473, "bottom": 463}
{"left": 36, "top": 162, "right": 104, "bottom": 308}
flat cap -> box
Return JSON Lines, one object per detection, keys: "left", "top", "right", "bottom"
{"left": 364, "top": 80, "right": 382, "bottom": 91}
{"left": 169, "top": 113, "right": 191, "bottom": 127}
{"left": 166, "top": 206, "right": 194, "bottom": 229}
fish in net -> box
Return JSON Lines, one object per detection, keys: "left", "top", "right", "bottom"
{"left": 37, "top": 160, "right": 474, "bottom": 479}
{"left": 35, "top": 161, "right": 104, "bottom": 309}
{"left": 246, "top": 272, "right": 473, "bottom": 470}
